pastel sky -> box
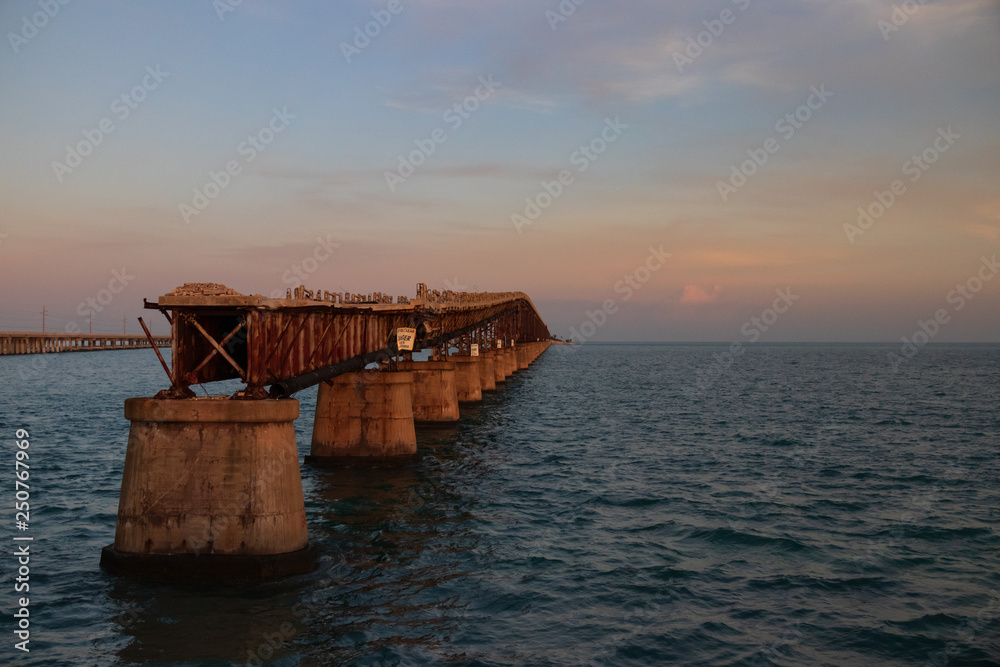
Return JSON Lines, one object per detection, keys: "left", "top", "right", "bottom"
{"left": 1, "top": 0, "right": 998, "bottom": 342}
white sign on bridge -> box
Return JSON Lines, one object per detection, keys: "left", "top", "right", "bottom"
{"left": 396, "top": 327, "right": 417, "bottom": 351}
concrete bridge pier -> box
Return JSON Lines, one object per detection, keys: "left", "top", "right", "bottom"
{"left": 100, "top": 397, "right": 316, "bottom": 582}
{"left": 477, "top": 353, "right": 497, "bottom": 392}
{"left": 502, "top": 347, "right": 517, "bottom": 376}
{"left": 307, "top": 371, "right": 417, "bottom": 464}
{"left": 529, "top": 341, "right": 549, "bottom": 362}
{"left": 449, "top": 356, "right": 483, "bottom": 403}
{"left": 527, "top": 341, "right": 550, "bottom": 362}
{"left": 396, "top": 361, "right": 460, "bottom": 423}
{"left": 491, "top": 351, "right": 507, "bottom": 384}
{"left": 516, "top": 345, "right": 530, "bottom": 370}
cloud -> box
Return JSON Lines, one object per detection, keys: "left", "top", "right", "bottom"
{"left": 680, "top": 283, "right": 723, "bottom": 304}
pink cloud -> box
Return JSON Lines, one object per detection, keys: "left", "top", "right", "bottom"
{"left": 680, "top": 284, "right": 723, "bottom": 304}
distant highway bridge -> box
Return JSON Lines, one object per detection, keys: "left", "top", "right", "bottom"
{"left": 0, "top": 332, "right": 171, "bottom": 355}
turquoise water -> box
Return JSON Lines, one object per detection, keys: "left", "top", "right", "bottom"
{"left": 1, "top": 344, "right": 998, "bottom": 665}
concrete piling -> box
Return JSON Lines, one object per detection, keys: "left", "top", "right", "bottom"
{"left": 395, "top": 360, "right": 460, "bottom": 423}
{"left": 449, "top": 356, "right": 483, "bottom": 403}
{"left": 491, "top": 351, "right": 506, "bottom": 384}
{"left": 308, "top": 371, "right": 417, "bottom": 464}
{"left": 477, "top": 353, "right": 496, "bottom": 392}
{"left": 516, "top": 345, "right": 530, "bottom": 370}
{"left": 100, "top": 397, "right": 316, "bottom": 582}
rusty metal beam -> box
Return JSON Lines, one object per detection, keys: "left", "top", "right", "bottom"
{"left": 191, "top": 319, "right": 246, "bottom": 377}
{"left": 137, "top": 317, "right": 173, "bottom": 384}
{"left": 188, "top": 317, "right": 246, "bottom": 381}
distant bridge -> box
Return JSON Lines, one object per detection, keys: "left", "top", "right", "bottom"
{"left": 0, "top": 332, "right": 171, "bottom": 356}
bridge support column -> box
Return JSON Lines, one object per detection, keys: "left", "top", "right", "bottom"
{"left": 502, "top": 347, "right": 517, "bottom": 376}
{"left": 491, "top": 351, "right": 506, "bottom": 384}
{"left": 516, "top": 345, "right": 530, "bottom": 370}
{"left": 396, "top": 361, "right": 460, "bottom": 423}
{"left": 307, "top": 371, "right": 417, "bottom": 464}
{"left": 450, "top": 356, "right": 482, "bottom": 403}
{"left": 477, "top": 353, "right": 496, "bottom": 392}
{"left": 100, "top": 397, "right": 315, "bottom": 582}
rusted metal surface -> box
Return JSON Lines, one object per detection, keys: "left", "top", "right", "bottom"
{"left": 147, "top": 282, "right": 550, "bottom": 398}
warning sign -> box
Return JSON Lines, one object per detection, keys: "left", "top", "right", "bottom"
{"left": 396, "top": 327, "right": 417, "bottom": 351}
{"left": 470, "top": 343, "right": 479, "bottom": 357}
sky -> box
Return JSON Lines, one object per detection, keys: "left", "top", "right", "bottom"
{"left": 0, "top": 0, "right": 998, "bottom": 342}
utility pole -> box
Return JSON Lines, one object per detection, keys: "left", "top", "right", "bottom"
{"left": 123, "top": 315, "right": 126, "bottom": 335}
{"left": 89, "top": 312, "right": 93, "bottom": 334}
{"left": 41, "top": 306, "right": 46, "bottom": 333}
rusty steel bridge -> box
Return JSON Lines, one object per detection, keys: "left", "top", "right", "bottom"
{"left": 102, "top": 280, "right": 553, "bottom": 582}
{"left": 144, "top": 282, "right": 551, "bottom": 399}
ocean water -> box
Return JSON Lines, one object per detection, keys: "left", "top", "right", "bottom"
{"left": 1, "top": 343, "right": 998, "bottom": 666}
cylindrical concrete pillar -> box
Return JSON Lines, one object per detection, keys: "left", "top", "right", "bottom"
{"left": 450, "top": 356, "right": 482, "bottom": 403}
{"left": 101, "top": 397, "right": 315, "bottom": 582}
{"left": 503, "top": 347, "right": 517, "bottom": 376}
{"left": 516, "top": 345, "right": 529, "bottom": 370}
{"left": 491, "top": 351, "right": 506, "bottom": 384}
{"left": 477, "top": 353, "right": 496, "bottom": 392}
{"left": 308, "top": 371, "right": 417, "bottom": 463}
{"left": 396, "top": 361, "right": 460, "bottom": 423}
